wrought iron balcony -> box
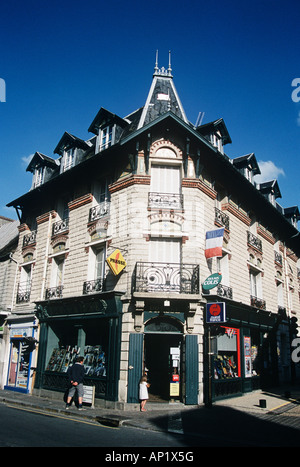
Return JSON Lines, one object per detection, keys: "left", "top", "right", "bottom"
{"left": 250, "top": 295, "right": 266, "bottom": 310}
{"left": 83, "top": 278, "right": 105, "bottom": 295}
{"left": 274, "top": 251, "right": 283, "bottom": 266}
{"left": 132, "top": 262, "right": 199, "bottom": 295}
{"left": 89, "top": 201, "right": 110, "bottom": 223}
{"left": 247, "top": 231, "right": 262, "bottom": 253}
{"left": 23, "top": 230, "right": 37, "bottom": 247}
{"left": 216, "top": 283, "right": 233, "bottom": 299}
{"left": 16, "top": 281, "right": 31, "bottom": 303}
{"left": 45, "top": 285, "right": 64, "bottom": 300}
{"left": 148, "top": 192, "right": 183, "bottom": 210}
{"left": 52, "top": 217, "right": 69, "bottom": 236}
{"left": 215, "top": 207, "right": 230, "bottom": 230}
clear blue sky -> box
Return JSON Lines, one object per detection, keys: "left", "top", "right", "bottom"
{"left": 1, "top": 0, "right": 300, "bottom": 222}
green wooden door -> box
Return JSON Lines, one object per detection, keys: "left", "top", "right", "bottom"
{"left": 127, "top": 333, "right": 143, "bottom": 403}
{"left": 185, "top": 334, "right": 199, "bottom": 405}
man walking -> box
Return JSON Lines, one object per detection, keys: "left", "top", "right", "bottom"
{"left": 66, "top": 356, "right": 85, "bottom": 410}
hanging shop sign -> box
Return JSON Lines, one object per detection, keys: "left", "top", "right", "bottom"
{"left": 202, "top": 273, "right": 222, "bottom": 291}
{"left": 106, "top": 249, "right": 126, "bottom": 276}
{"left": 206, "top": 302, "right": 226, "bottom": 324}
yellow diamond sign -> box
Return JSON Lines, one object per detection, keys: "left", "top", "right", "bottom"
{"left": 106, "top": 249, "right": 126, "bottom": 276}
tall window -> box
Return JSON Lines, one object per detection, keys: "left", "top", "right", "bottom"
{"left": 33, "top": 166, "right": 44, "bottom": 188}
{"left": 150, "top": 164, "right": 181, "bottom": 195}
{"left": 63, "top": 148, "right": 76, "bottom": 171}
{"left": 51, "top": 256, "right": 65, "bottom": 287}
{"left": 149, "top": 238, "right": 181, "bottom": 264}
{"left": 94, "top": 248, "right": 105, "bottom": 280}
{"left": 217, "top": 253, "right": 230, "bottom": 286}
{"left": 17, "top": 263, "right": 32, "bottom": 303}
{"left": 100, "top": 125, "right": 113, "bottom": 151}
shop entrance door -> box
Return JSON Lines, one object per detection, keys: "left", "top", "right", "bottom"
{"left": 6, "top": 339, "right": 32, "bottom": 392}
{"left": 144, "top": 332, "right": 182, "bottom": 402}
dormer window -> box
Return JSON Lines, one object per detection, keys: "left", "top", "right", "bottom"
{"left": 33, "top": 166, "right": 44, "bottom": 188}
{"left": 210, "top": 133, "right": 223, "bottom": 153}
{"left": 100, "top": 125, "right": 114, "bottom": 151}
{"left": 63, "top": 148, "right": 76, "bottom": 172}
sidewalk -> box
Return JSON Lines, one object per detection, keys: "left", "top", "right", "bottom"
{"left": 1, "top": 385, "right": 300, "bottom": 445}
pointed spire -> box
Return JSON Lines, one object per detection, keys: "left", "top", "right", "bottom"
{"left": 168, "top": 50, "right": 172, "bottom": 76}
{"left": 154, "top": 50, "right": 159, "bottom": 74}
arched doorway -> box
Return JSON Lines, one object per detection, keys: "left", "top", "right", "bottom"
{"left": 144, "top": 317, "right": 183, "bottom": 402}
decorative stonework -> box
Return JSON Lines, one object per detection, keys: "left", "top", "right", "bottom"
{"left": 150, "top": 139, "right": 183, "bottom": 160}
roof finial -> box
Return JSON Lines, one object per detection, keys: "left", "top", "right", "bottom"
{"left": 154, "top": 50, "right": 159, "bottom": 74}
{"left": 168, "top": 50, "right": 172, "bottom": 75}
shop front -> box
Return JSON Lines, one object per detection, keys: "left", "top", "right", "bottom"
{"left": 205, "top": 302, "right": 280, "bottom": 403}
{"left": 34, "top": 292, "right": 123, "bottom": 404}
{"left": 127, "top": 312, "right": 199, "bottom": 406}
{"left": 4, "top": 315, "right": 38, "bottom": 394}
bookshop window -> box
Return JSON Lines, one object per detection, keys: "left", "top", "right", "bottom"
{"left": 45, "top": 318, "right": 108, "bottom": 377}
{"left": 213, "top": 327, "right": 241, "bottom": 379}
{"left": 249, "top": 330, "right": 262, "bottom": 377}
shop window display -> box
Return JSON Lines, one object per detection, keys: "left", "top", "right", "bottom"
{"left": 44, "top": 319, "right": 107, "bottom": 378}
{"left": 213, "top": 327, "right": 241, "bottom": 379}
{"left": 46, "top": 345, "right": 106, "bottom": 377}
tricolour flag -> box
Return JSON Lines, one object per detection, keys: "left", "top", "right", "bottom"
{"left": 205, "top": 228, "right": 224, "bottom": 259}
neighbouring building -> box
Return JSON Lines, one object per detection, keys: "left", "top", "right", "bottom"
{"left": 0, "top": 216, "right": 20, "bottom": 390}
{"left": 4, "top": 54, "right": 300, "bottom": 407}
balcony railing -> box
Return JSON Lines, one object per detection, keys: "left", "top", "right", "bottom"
{"left": 52, "top": 218, "right": 69, "bottom": 236}
{"left": 215, "top": 207, "right": 230, "bottom": 230}
{"left": 274, "top": 251, "right": 283, "bottom": 266}
{"left": 16, "top": 281, "right": 31, "bottom": 303}
{"left": 148, "top": 192, "right": 183, "bottom": 210}
{"left": 247, "top": 231, "right": 262, "bottom": 252}
{"left": 132, "top": 262, "right": 199, "bottom": 294}
{"left": 89, "top": 201, "right": 110, "bottom": 223}
{"left": 217, "top": 283, "right": 233, "bottom": 299}
{"left": 23, "top": 230, "right": 37, "bottom": 247}
{"left": 83, "top": 278, "right": 105, "bottom": 295}
{"left": 250, "top": 295, "right": 266, "bottom": 310}
{"left": 45, "top": 285, "right": 64, "bottom": 300}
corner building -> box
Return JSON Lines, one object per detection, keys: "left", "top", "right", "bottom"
{"left": 6, "top": 56, "right": 300, "bottom": 407}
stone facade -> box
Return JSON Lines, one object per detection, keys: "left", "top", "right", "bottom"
{"left": 3, "top": 58, "right": 300, "bottom": 404}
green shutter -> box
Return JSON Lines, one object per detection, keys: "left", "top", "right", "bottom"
{"left": 127, "top": 333, "right": 143, "bottom": 403}
{"left": 185, "top": 334, "right": 199, "bottom": 405}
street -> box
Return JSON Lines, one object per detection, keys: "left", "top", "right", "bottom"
{"left": 0, "top": 403, "right": 196, "bottom": 449}
{"left": 1, "top": 399, "right": 300, "bottom": 450}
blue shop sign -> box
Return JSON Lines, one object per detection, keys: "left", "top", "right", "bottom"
{"left": 206, "top": 302, "right": 226, "bottom": 324}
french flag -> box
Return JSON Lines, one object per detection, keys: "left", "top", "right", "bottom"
{"left": 205, "top": 228, "right": 224, "bottom": 259}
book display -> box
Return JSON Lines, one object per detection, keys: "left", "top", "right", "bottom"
{"left": 46, "top": 345, "right": 106, "bottom": 377}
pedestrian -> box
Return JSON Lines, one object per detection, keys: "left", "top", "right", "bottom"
{"left": 66, "top": 356, "right": 85, "bottom": 410}
{"left": 139, "top": 375, "right": 150, "bottom": 412}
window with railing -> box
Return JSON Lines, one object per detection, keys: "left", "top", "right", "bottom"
{"left": 83, "top": 246, "right": 106, "bottom": 295}
{"left": 17, "top": 263, "right": 32, "bottom": 303}
{"left": 23, "top": 230, "right": 37, "bottom": 247}
{"left": 148, "top": 192, "right": 183, "bottom": 210}
{"left": 247, "top": 231, "right": 262, "bottom": 252}
{"left": 89, "top": 201, "right": 110, "bottom": 223}
{"left": 52, "top": 218, "right": 69, "bottom": 236}
{"left": 46, "top": 255, "right": 65, "bottom": 299}
{"left": 132, "top": 262, "right": 199, "bottom": 294}
{"left": 215, "top": 207, "right": 229, "bottom": 230}
{"left": 16, "top": 281, "right": 31, "bottom": 303}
